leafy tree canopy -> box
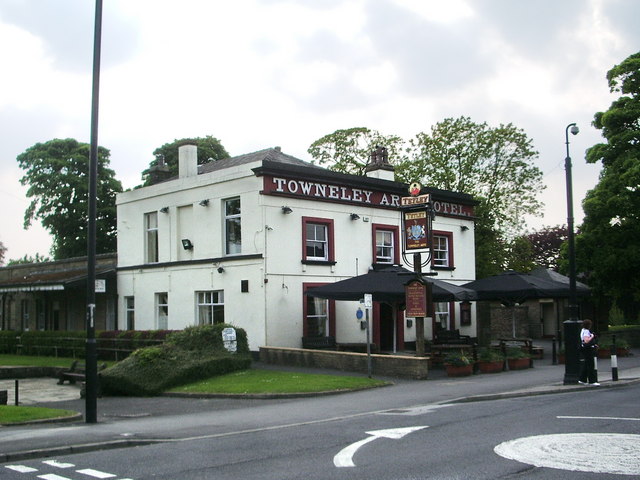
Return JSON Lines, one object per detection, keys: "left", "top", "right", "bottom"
{"left": 7, "top": 253, "right": 52, "bottom": 265}
{"left": 397, "top": 116, "right": 544, "bottom": 237}
{"left": 525, "top": 225, "right": 568, "bottom": 271}
{"left": 17, "top": 138, "right": 122, "bottom": 260}
{"left": 577, "top": 51, "right": 640, "bottom": 308}
{"left": 141, "top": 136, "right": 229, "bottom": 186}
{"left": 0, "top": 240, "right": 6, "bottom": 266}
{"left": 307, "top": 127, "right": 405, "bottom": 175}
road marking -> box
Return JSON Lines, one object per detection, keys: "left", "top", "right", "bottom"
{"left": 5, "top": 465, "right": 38, "bottom": 473}
{"left": 38, "top": 474, "right": 71, "bottom": 480}
{"left": 43, "top": 460, "right": 74, "bottom": 469}
{"left": 378, "top": 405, "right": 451, "bottom": 416}
{"left": 334, "top": 426, "right": 428, "bottom": 468}
{"left": 495, "top": 433, "right": 640, "bottom": 475}
{"left": 558, "top": 415, "right": 640, "bottom": 421}
{"left": 76, "top": 469, "right": 116, "bottom": 478}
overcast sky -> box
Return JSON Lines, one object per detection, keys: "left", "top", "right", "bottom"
{"left": 0, "top": 0, "right": 638, "bottom": 262}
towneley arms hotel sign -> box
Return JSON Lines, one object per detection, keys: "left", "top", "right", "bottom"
{"left": 261, "top": 175, "right": 474, "bottom": 219}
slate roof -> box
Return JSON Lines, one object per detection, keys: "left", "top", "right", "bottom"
{"left": 199, "top": 147, "right": 322, "bottom": 174}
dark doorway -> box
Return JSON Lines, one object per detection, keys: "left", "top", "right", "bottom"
{"left": 379, "top": 303, "right": 395, "bottom": 352}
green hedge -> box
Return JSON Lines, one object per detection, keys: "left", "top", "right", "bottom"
{"left": 0, "top": 331, "right": 20, "bottom": 354}
{"left": 99, "top": 324, "right": 251, "bottom": 396}
{"left": 607, "top": 326, "right": 640, "bottom": 348}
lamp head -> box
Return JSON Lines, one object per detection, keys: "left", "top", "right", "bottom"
{"left": 570, "top": 125, "right": 579, "bottom": 136}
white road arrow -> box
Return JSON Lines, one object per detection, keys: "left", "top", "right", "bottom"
{"left": 333, "top": 426, "right": 428, "bottom": 468}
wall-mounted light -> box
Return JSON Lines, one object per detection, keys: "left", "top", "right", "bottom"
{"left": 217, "top": 266, "right": 225, "bottom": 273}
{"left": 181, "top": 239, "right": 193, "bottom": 250}
{"left": 160, "top": 207, "right": 169, "bottom": 213}
{"left": 350, "top": 213, "right": 360, "bottom": 221}
{"left": 199, "top": 199, "right": 209, "bottom": 207}
{"left": 281, "top": 206, "right": 293, "bottom": 214}
{"left": 460, "top": 225, "right": 469, "bottom": 232}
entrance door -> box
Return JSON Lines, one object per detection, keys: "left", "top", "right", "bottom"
{"left": 379, "top": 303, "right": 396, "bottom": 352}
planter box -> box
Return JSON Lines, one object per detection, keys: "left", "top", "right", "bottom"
{"left": 507, "top": 357, "right": 530, "bottom": 370}
{"left": 478, "top": 360, "right": 503, "bottom": 374}
{"left": 445, "top": 364, "right": 473, "bottom": 377}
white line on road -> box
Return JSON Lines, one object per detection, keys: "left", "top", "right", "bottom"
{"left": 75, "top": 469, "right": 116, "bottom": 478}
{"left": 38, "top": 474, "right": 71, "bottom": 480}
{"left": 42, "top": 460, "right": 74, "bottom": 469}
{"left": 5, "top": 465, "right": 37, "bottom": 473}
{"left": 558, "top": 415, "right": 640, "bottom": 421}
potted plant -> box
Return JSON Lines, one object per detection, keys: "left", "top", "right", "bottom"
{"left": 506, "top": 347, "right": 531, "bottom": 370}
{"left": 444, "top": 351, "right": 473, "bottom": 377}
{"left": 477, "top": 348, "right": 504, "bottom": 374}
{"left": 597, "top": 337, "right": 630, "bottom": 358}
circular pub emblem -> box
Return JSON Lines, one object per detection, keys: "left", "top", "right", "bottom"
{"left": 409, "top": 182, "right": 421, "bottom": 196}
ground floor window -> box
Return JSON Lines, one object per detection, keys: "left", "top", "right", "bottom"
{"left": 303, "top": 283, "right": 335, "bottom": 338}
{"left": 125, "top": 296, "right": 135, "bottom": 330}
{"left": 435, "top": 302, "right": 451, "bottom": 330}
{"left": 197, "top": 291, "right": 225, "bottom": 325}
{"left": 156, "top": 292, "right": 168, "bottom": 329}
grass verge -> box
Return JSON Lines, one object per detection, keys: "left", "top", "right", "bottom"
{"left": 0, "top": 405, "right": 78, "bottom": 425}
{"left": 0, "top": 355, "right": 115, "bottom": 368}
{"left": 168, "top": 368, "right": 390, "bottom": 395}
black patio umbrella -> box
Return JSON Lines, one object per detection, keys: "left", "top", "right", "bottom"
{"left": 462, "top": 270, "right": 589, "bottom": 304}
{"left": 306, "top": 266, "right": 476, "bottom": 303}
{"left": 529, "top": 267, "right": 591, "bottom": 296}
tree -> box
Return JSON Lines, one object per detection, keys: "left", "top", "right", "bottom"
{"left": 17, "top": 138, "right": 123, "bottom": 260}
{"left": 397, "top": 117, "right": 544, "bottom": 237}
{"left": 577, "top": 51, "right": 640, "bottom": 314}
{"left": 0, "top": 240, "right": 6, "bottom": 266}
{"left": 141, "top": 136, "right": 229, "bottom": 186}
{"left": 7, "top": 253, "right": 51, "bottom": 265}
{"left": 526, "top": 225, "right": 568, "bottom": 271}
{"left": 307, "top": 127, "right": 405, "bottom": 175}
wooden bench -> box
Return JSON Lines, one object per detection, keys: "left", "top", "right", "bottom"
{"left": 433, "top": 329, "right": 472, "bottom": 345}
{"left": 57, "top": 360, "right": 106, "bottom": 385}
{"left": 497, "top": 338, "right": 535, "bottom": 368}
{"left": 301, "top": 336, "right": 336, "bottom": 350}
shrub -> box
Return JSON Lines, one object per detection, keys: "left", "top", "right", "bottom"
{"left": 478, "top": 348, "right": 503, "bottom": 363}
{"left": 444, "top": 351, "right": 471, "bottom": 366}
{"left": 506, "top": 347, "right": 530, "bottom": 359}
{"left": 100, "top": 325, "right": 251, "bottom": 396}
{"left": 608, "top": 302, "right": 626, "bottom": 327}
{"left": 0, "top": 331, "right": 20, "bottom": 354}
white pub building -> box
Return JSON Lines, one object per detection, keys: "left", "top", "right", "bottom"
{"left": 116, "top": 145, "right": 477, "bottom": 353}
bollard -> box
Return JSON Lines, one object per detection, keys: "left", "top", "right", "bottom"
{"left": 552, "top": 337, "right": 557, "bottom": 365}
{"left": 611, "top": 334, "right": 619, "bottom": 381}
{"left": 593, "top": 356, "right": 598, "bottom": 384}
{"left": 472, "top": 343, "right": 479, "bottom": 375}
{"left": 14, "top": 379, "right": 19, "bottom": 406}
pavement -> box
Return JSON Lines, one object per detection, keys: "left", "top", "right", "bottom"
{"left": 1, "top": 340, "right": 639, "bottom": 462}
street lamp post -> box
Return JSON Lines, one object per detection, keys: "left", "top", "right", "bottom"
{"left": 563, "top": 122, "right": 581, "bottom": 385}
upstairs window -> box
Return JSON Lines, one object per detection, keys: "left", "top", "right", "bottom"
{"left": 432, "top": 231, "right": 454, "bottom": 269}
{"left": 224, "top": 197, "right": 241, "bottom": 255}
{"left": 302, "top": 217, "right": 335, "bottom": 264}
{"left": 373, "top": 224, "right": 399, "bottom": 264}
{"left": 145, "top": 212, "right": 159, "bottom": 263}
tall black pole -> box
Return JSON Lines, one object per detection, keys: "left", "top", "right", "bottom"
{"left": 563, "top": 123, "right": 581, "bottom": 385}
{"left": 85, "top": 0, "right": 103, "bottom": 423}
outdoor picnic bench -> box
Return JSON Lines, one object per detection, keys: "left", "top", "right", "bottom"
{"left": 57, "top": 360, "right": 106, "bottom": 385}
{"left": 497, "top": 338, "right": 537, "bottom": 367}
{"left": 433, "top": 329, "right": 472, "bottom": 345}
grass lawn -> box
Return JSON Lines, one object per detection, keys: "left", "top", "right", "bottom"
{"left": 0, "top": 355, "right": 115, "bottom": 368}
{"left": 169, "top": 368, "right": 390, "bottom": 394}
{"left": 0, "top": 405, "right": 78, "bottom": 425}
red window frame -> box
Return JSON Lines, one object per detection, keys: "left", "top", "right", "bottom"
{"left": 302, "top": 283, "right": 336, "bottom": 337}
{"left": 372, "top": 224, "right": 400, "bottom": 265}
{"left": 431, "top": 230, "right": 454, "bottom": 269}
{"left": 302, "top": 216, "right": 335, "bottom": 263}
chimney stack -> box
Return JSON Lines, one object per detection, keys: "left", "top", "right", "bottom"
{"left": 179, "top": 144, "right": 198, "bottom": 178}
{"left": 365, "top": 145, "right": 395, "bottom": 181}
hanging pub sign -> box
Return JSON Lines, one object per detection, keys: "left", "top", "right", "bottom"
{"left": 405, "top": 279, "right": 427, "bottom": 317}
{"left": 404, "top": 210, "right": 429, "bottom": 250}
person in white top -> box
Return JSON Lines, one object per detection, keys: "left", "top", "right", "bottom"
{"left": 578, "top": 319, "right": 599, "bottom": 385}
